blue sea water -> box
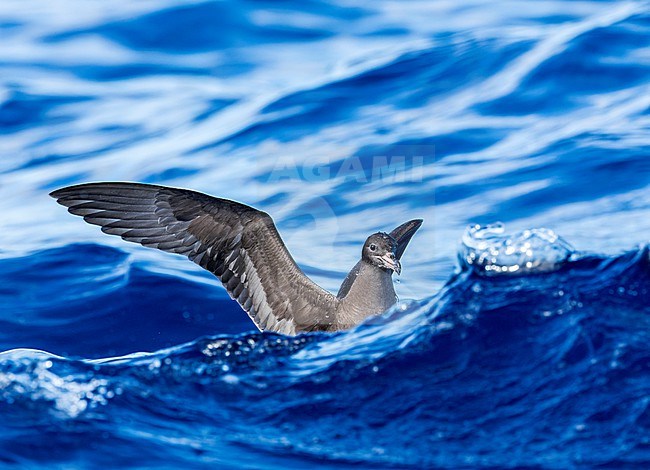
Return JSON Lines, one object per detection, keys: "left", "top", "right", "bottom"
{"left": 1, "top": 0, "right": 650, "bottom": 468}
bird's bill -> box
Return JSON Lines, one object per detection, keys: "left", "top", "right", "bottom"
{"left": 389, "top": 219, "right": 423, "bottom": 260}
{"left": 378, "top": 253, "right": 401, "bottom": 275}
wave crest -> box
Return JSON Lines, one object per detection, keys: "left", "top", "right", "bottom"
{"left": 459, "top": 222, "right": 575, "bottom": 276}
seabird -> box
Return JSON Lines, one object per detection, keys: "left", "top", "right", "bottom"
{"left": 50, "top": 183, "right": 422, "bottom": 335}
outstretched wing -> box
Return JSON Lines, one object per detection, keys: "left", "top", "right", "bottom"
{"left": 389, "top": 219, "right": 423, "bottom": 260}
{"left": 50, "top": 182, "right": 338, "bottom": 334}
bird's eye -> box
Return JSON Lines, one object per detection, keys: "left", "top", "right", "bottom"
{"left": 369, "top": 244, "right": 377, "bottom": 251}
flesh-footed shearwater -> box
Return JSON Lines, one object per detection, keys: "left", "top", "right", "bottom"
{"left": 51, "top": 183, "right": 422, "bottom": 335}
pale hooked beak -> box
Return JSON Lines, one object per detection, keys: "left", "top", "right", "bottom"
{"left": 379, "top": 252, "right": 401, "bottom": 275}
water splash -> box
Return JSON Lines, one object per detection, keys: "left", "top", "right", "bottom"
{"left": 0, "top": 349, "right": 114, "bottom": 419}
{"left": 0, "top": 246, "right": 648, "bottom": 468}
{"left": 459, "top": 222, "right": 575, "bottom": 276}
{"left": 1, "top": 0, "right": 649, "bottom": 467}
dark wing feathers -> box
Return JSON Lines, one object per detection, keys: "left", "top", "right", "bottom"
{"left": 50, "top": 182, "right": 337, "bottom": 334}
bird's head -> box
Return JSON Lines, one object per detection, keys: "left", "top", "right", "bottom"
{"left": 362, "top": 232, "right": 401, "bottom": 275}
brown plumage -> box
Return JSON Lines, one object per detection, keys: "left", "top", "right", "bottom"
{"left": 51, "top": 182, "right": 422, "bottom": 335}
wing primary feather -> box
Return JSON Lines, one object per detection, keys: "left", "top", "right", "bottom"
{"left": 50, "top": 182, "right": 338, "bottom": 334}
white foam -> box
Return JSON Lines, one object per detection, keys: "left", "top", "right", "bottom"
{"left": 459, "top": 222, "right": 574, "bottom": 276}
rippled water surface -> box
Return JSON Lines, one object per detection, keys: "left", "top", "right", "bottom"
{"left": 1, "top": 0, "right": 649, "bottom": 468}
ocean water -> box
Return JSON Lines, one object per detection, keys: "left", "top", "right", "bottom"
{"left": 1, "top": 0, "right": 649, "bottom": 468}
